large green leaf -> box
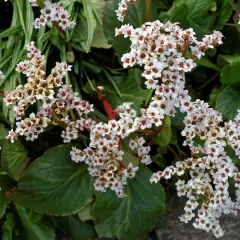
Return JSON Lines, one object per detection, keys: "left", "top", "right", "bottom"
{"left": 14, "top": 204, "right": 55, "bottom": 240}
{"left": 0, "top": 174, "right": 15, "bottom": 218}
{"left": 216, "top": 86, "right": 240, "bottom": 120}
{"left": 93, "top": 164, "right": 165, "bottom": 240}
{"left": 220, "top": 61, "right": 240, "bottom": 84}
{"left": 7, "top": 144, "right": 94, "bottom": 216}
{"left": 173, "top": 0, "right": 215, "bottom": 23}
{"left": 215, "top": 0, "right": 233, "bottom": 29}
{"left": 51, "top": 215, "right": 95, "bottom": 240}
{"left": 168, "top": 0, "right": 216, "bottom": 38}
{"left": 1, "top": 139, "right": 29, "bottom": 181}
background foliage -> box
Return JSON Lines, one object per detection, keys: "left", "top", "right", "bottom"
{"left": 0, "top": 0, "right": 239, "bottom": 239}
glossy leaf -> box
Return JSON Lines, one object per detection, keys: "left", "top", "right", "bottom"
{"left": 216, "top": 86, "right": 240, "bottom": 120}
{"left": 7, "top": 144, "right": 94, "bottom": 216}
{"left": 220, "top": 61, "right": 240, "bottom": 84}
{"left": 215, "top": 0, "right": 233, "bottom": 29}
{"left": 1, "top": 139, "right": 29, "bottom": 181}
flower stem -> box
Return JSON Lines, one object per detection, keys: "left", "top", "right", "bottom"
{"left": 146, "top": 0, "right": 151, "bottom": 22}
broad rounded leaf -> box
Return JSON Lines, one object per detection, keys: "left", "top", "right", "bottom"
{"left": 1, "top": 139, "right": 29, "bottom": 181}
{"left": 93, "top": 164, "right": 165, "bottom": 240}
{"left": 216, "top": 86, "right": 240, "bottom": 120}
{"left": 220, "top": 61, "right": 240, "bottom": 84}
{"left": 7, "top": 144, "right": 94, "bottom": 216}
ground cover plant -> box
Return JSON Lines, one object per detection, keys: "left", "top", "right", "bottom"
{"left": 0, "top": 0, "right": 240, "bottom": 239}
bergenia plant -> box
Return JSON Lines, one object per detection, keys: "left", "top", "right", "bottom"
{"left": 0, "top": 0, "right": 240, "bottom": 239}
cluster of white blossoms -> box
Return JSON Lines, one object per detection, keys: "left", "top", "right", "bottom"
{"left": 150, "top": 100, "right": 240, "bottom": 237}
{"left": 70, "top": 98, "right": 149, "bottom": 197}
{"left": 33, "top": 0, "right": 76, "bottom": 30}
{"left": 4, "top": 42, "right": 93, "bottom": 143}
{"left": 0, "top": 70, "right": 5, "bottom": 80}
{"left": 116, "top": 0, "right": 137, "bottom": 22}
{"left": 114, "top": 10, "right": 240, "bottom": 237}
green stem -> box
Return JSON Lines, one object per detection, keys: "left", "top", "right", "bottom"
{"left": 196, "top": 73, "right": 219, "bottom": 92}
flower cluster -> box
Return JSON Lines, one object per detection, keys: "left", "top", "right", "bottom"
{"left": 70, "top": 99, "right": 146, "bottom": 197}
{"left": 115, "top": 18, "right": 240, "bottom": 238}
{"left": 4, "top": 42, "right": 93, "bottom": 143}
{"left": 33, "top": 0, "right": 75, "bottom": 30}
{"left": 116, "top": 0, "right": 137, "bottom": 22}
{"left": 150, "top": 100, "right": 240, "bottom": 237}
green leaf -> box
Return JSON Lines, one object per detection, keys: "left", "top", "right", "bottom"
{"left": 14, "top": 204, "right": 55, "bottom": 240}
{"left": 38, "top": 30, "right": 52, "bottom": 45}
{"left": 25, "top": 0, "right": 34, "bottom": 44}
{"left": 7, "top": 144, "right": 94, "bottom": 216}
{"left": 0, "top": 26, "right": 22, "bottom": 38}
{"left": 84, "top": 68, "right": 147, "bottom": 112}
{"left": 2, "top": 213, "right": 16, "bottom": 240}
{"left": 218, "top": 54, "right": 240, "bottom": 65}
{"left": 89, "top": 0, "right": 112, "bottom": 49}
{"left": 0, "top": 174, "right": 15, "bottom": 218}
{"left": 171, "top": 110, "right": 186, "bottom": 129}
{"left": 72, "top": 0, "right": 111, "bottom": 51}
{"left": 1, "top": 139, "right": 29, "bottom": 181}
{"left": 168, "top": 0, "right": 216, "bottom": 38}
{"left": 196, "top": 56, "right": 221, "bottom": 72}
{"left": 225, "top": 145, "right": 240, "bottom": 168}
{"left": 15, "top": 0, "right": 28, "bottom": 38}
{"left": 28, "top": 211, "right": 43, "bottom": 224}
{"left": 121, "top": 140, "right": 139, "bottom": 166}
{"left": 173, "top": 0, "right": 215, "bottom": 23}
{"left": 220, "top": 61, "right": 240, "bottom": 84}
{"left": 153, "top": 116, "right": 171, "bottom": 149}
{"left": 102, "top": 68, "right": 148, "bottom": 111}
{"left": 0, "top": 124, "right": 8, "bottom": 146}
{"left": 216, "top": 86, "right": 240, "bottom": 120}
{"left": 52, "top": 215, "right": 95, "bottom": 240}
{"left": 78, "top": 203, "right": 94, "bottom": 222}
{"left": 215, "top": 0, "right": 233, "bottom": 29}
{"left": 93, "top": 164, "right": 165, "bottom": 240}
